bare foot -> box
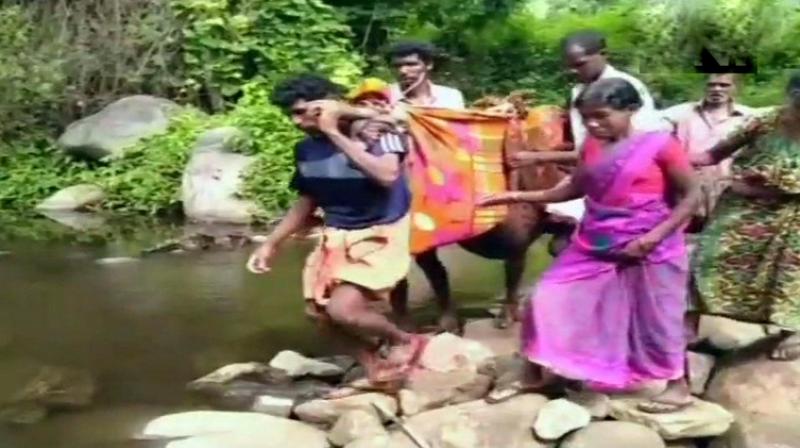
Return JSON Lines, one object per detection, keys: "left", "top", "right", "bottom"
{"left": 637, "top": 379, "right": 693, "bottom": 413}
{"left": 770, "top": 332, "right": 800, "bottom": 361}
{"left": 386, "top": 335, "right": 429, "bottom": 373}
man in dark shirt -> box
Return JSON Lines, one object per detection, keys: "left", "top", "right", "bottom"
{"left": 247, "top": 74, "right": 425, "bottom": 385}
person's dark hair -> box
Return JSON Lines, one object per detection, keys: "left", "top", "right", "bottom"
{"left": 575, "top": 78, "right": 643, "bottom": 111}
{"left": 787, "top": 71, "right": 800, "bottom": 92}
{"left": 270, "top": 73, "right": 345, "bottom": 110}
{"left": 560, "top": 30, "right": 607, "bottom": 55}
{"left": 386, "top": 41, "right": 436, "bottom": 64}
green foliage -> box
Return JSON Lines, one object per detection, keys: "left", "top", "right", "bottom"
{"left": 0, "top": 86, "right": 300, "bottom": 220}
{"left": 3, "top": 0, "right": 800, "bottom": 230}
{"left": 0, "top": 137, "right": 87, "bottom": 210}
{"left": 90, "top": 108, "right": 214, "bottom": 215}
{"left": 0, "top": 6, "right": 66, "bottom": 139}
{"left": 227, "top": 84, "right": 301, "bottom": 217}
{"left": 172, "top": 0, "right": 364, "bottom": 110}
{"left": 383, "top": 0, "right": 800, "bottom": 107}
{"left": 0, "top": 0, "right": 182, "bottom": 136}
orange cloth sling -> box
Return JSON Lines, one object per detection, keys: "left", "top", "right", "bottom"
{"left": 406, "top": 105, "right": 567, "bottom": 254}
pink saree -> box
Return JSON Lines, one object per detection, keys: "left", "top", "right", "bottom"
{"left": 522, "top": 131, "right": 688, "bottom": 389}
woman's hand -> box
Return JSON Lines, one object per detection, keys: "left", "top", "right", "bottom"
{"left": 619, "top": 234, "right": 660, "bottom": 260}
{"left": 477, "top": 192, "right": 521, "bottom": 207}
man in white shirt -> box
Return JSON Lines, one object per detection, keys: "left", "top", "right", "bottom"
{"left": 564, "top": 30, "right": 668, "bottom": 152}
{"left": 385, "top": 41, "right": 465, "bottom": 109}
{"left": 517, "top": 31, "right": 666, "bottom": 220}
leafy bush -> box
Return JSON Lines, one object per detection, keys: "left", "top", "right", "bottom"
{"left": 90, "top": 109, "right": 214, "bottom": 216}
{"left": 360, "top": 0, "right": 800, "bottom": 107}
{"left": 0, "top": 0, "right": 183, "bottom": 136}
{"left": 0, "top": 137, "right": 87, "bottom": 210}
{"left": 228, "top": 84, "right": 301, "bottom": 217}
{"left": 3, "top": 0, "right": 800, "bottom": 227}
{"left": 172, "top": 0, "right": 364, "bottom": 110}
{"left": 0, "top": 6, "right": 67, "bottom": 139}
{"left": 0, "top": 87, "right": 300, "bottom": 219}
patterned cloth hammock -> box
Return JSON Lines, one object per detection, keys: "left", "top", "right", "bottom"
{"left": 405, "top": 105, "right": 567, "bottom": 254}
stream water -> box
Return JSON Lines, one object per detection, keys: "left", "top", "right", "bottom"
{"left": 0, "top": 220, "right": 550, "bottom": 448}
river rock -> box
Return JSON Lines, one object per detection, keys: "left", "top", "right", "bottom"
{"left": 477, "top": 353, "right": 523, "bottom": 380}
{"left": 345, "top": 435, "right": 392, "bottom": 448}
{"left": 315, "top": 355, "right": 357, "bottom": 374}
{"left": 36, "top": 184, "right": 106, "bottom": 211}
{"left": 687, "top": 352, "right": 715, "bottom": 395}
{"left": 419, "top": 333, "right": 495, "bottom": 373}
{"left": 142, "top": 411, "right": 327, "bottom": 447}
{"left": 38, "top": 210, "right": 107, "bottom": 231}
{"left": 189, "top": 362, "right": 288, "bottom": 386}
{"left": 190, "top": 379, "right": 332, "bottom": 415}
{"left": 165, "top": 429, "right": 328, "bottom": 448}
{"left": 705, "top": 354, "right": 800, "bottom": 448}
{"left": 697, "top": 316, "right": 767, "bottom": 351}
{"left": 667, "top": 442, "right": 698, "bottom": 448}
{"left": 436, "top": 413, "right": 482, "bottom": 448}
{"left": 609, "top": 398, "right": 733, "bottom": 440}
{"left": 294, "top": 393, "right": 398, "bottom": 425}
{"left": 328, "top": 409, "right": 387, "bottom": 447}
{"left": 181, "top": 127, "right": 262, "bottom": 224}
{"left": 566, "top": 389, "right": 611, "bottom": 419}
{"left": 0, "top": 360, "right": 96, "bottom": 424}
{"left": 95, "top": 257, "right": 139, "bottom": 265}
{"left": 560, "top": 421, "right": 665, "bottom": 448}
{"left": 269, "top": 350, "right": 345, "bottom": 379}
{"left": 532, "top": 398, "right": 591, "bottom": 441}
{"left": 399, "top": 367, "right": 492, "bottom": 416}
{"left": 388, "top": 394, "right": 551, "bottom": 448}
{"left": 59, "top": 95, "right": 179, "bottom": 159}
{"left": 463, "top": 319, "right": 519, "bottom": 357}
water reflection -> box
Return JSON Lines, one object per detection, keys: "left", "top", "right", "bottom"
{"left": 0, "top": 221, "right": 550, "bottom": 448}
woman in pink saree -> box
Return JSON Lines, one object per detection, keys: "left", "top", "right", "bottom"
{"left": 479, "top": 78, "right": 700, "bottom": 412}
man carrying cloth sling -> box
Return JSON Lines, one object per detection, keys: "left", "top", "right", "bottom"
{"left": 247, "top": 74, "right": 426, "bottom": 386}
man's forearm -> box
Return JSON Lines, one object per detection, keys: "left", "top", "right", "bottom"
{"left": 266, "top": 196, "right": 316, "bottom": 245}
{"left": 517, "top": 177, "right": 582, "bottom": 203}
{"left": 538, "top": 150, "right": 579, "bottom": 163}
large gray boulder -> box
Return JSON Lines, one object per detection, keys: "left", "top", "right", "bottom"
{"left": 181, "top": 127, "right": 263, "bottom": 224}
{"left": 59, "top": 95, "right": 179, "bottom": 159}
{"left": 706, "top": 354, "right": 800, "bottom": 448}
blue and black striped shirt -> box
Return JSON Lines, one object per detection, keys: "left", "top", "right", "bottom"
{"left": 290, "top": 132, "right": 410, "bottom": 230}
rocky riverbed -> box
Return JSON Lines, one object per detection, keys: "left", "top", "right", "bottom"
{"left": 126, "top": 316, "right": 799, "bottom": 448}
